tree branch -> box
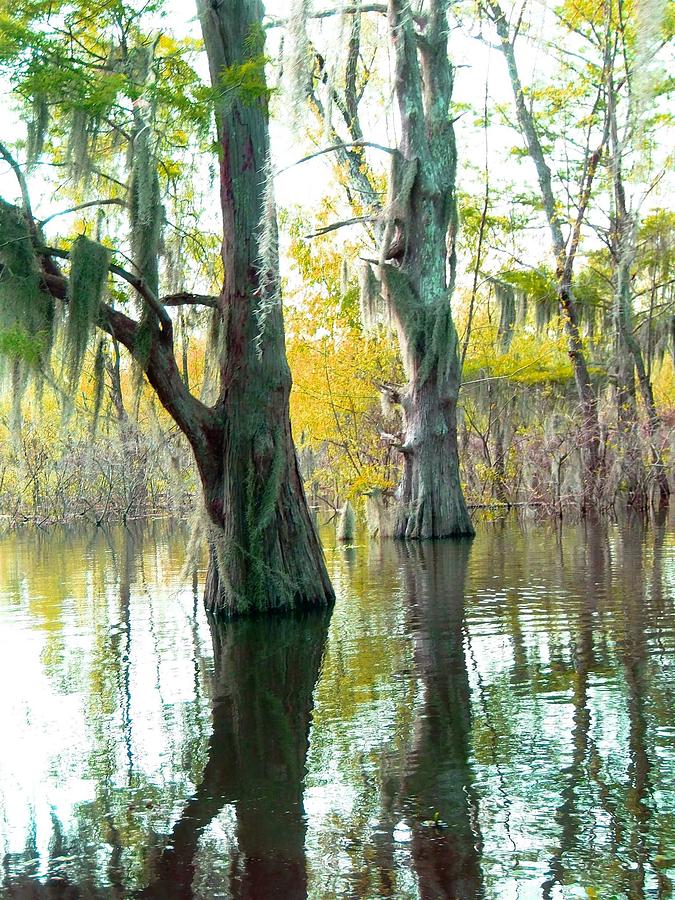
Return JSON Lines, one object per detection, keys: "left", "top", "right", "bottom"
{"left": 161, "top": 291, "right": 220, "bottom": 308}
{"left": 265, "top": 4, "right": 387, "bottom": 27}
{"left": 35, "top": 249, "right": 217, "bottom": 446}
{"left": 40, "top": 198, "right": 127, "bottom": 226}
{"left": 305, "top": 215, "right": 377, "bottom": 238}
{"left": 277, "top": 140, "right": 396, "bottom": 175}
{"left": 0, "top": 141, "right": 38, "bottom": 238}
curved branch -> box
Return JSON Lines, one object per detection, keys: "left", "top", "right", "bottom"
{"left": 40, "top": 198, "right": 126, "bottom": 227}
{"left": 0, "top": 141, "right": 37, "bottom": 238}
{"left": 277, "top": 140, "right": 396, "bottom": 175}
{"left": 265, "top": 4, "right": 387, "bottom": 27}
{"left": 305, "top": 214, "right": 376, "bottom": 239}
{"left": 36, "top": 256, "right": 219, "bottom": 450}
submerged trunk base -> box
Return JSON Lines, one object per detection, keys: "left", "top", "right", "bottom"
{"left": 203, "top": 548, "right": 335, "bottom": 621}
{"left": 201, "top": 437, "right": 335, "bottom": 621}
{"left": 394, "top": 395, "right": 475, "bottom": 541}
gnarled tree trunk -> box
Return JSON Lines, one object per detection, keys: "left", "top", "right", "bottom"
{"left": 379, "top": 0, "right": 474, "bottom": 539}
{"left": 0, "top": 4, "right": 333, "bottom": 621}
{"left": 195, "top": 0, "right": 334, "bottom": 616}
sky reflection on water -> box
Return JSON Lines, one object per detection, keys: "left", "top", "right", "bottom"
{"left": 0, "top": 515, "right": 673, "bottom": 898}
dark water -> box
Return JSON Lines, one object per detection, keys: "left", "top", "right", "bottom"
{"left": 0, "top": 516, "right": 673, "bottom": 899}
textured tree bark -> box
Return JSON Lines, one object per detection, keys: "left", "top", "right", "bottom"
{"left": 395, "top": 364, "right": 474, "bottom": 538}
{"left": 379, "top": 0, "right": 474, "bottom": 539}
{"left": 196, "top": 0, "right": 334, "bottom": 616}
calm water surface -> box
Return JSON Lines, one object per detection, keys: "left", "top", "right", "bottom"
{"left": 0, "top": 516, "right": 673, "bottom": 899}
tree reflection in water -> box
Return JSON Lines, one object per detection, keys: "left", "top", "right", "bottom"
{"left": 398, "top": 540, "right": 483, "bottom": 900}
{"left": 140, "top": 611, "right": 331, "bottom": 899}
{"left": 0, "top": 518, "right": 673, "bottom": 898}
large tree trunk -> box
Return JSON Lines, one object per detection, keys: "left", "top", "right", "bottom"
{"left": 196, "top": 0, "right": 334, "bottom": 616}
{"left": 396, "top": 356, "right": 473, "bottom": 538}
{"left": 379, "top": 0, "right": 474, "bottom": 539}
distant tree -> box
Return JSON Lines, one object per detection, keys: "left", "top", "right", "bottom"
{"left": 482, "top": 0, "right": 609, "bottom": 504}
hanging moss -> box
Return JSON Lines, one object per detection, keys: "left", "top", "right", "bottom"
{"left": 67, "top": 107, "right": 93, "bottom": 183}
{"left": 499, "top": 267, "right": 558, "bottom": 333}
{"left": 493, "top": 279, "right": 516, "bottom": 352}
{"left": 641, "top": 312, "right": 675, "bottom": 368}
{"left": 535, "top": 297, "right": 556, "bottom": 332}
{"left": 254, "top": 152, "right": 281, "bottom": 355}
{"left": 340, "top": 257, "right": 349, "bottom": 296}
{"left": 129, "top": 317, "right": 154, "bottom": 415}
{"left": 416, "top": 302, "right": 459, "bottom": 387}
{"left": 66, "top": 235, "right": 110, "bottom": 386}
{"left": 90, "top": 338, "right": 107, "bottom": 436}
{"left": 129, "top": 122, "right": 162, "bottom": 298}
{"left": 0, "top": 200, "right": 54, "bottom": 364}
{"left": 515, "top": 288, "right": 528, "bottom": 326}
{"left": 358, "top": 261, "right": 381, "bottom": 332}
{"left": 201, "top": 307, "right": 224, "bottom": 404}
{"left": 26, "top": 94, "right": 49, "bottom": 168}
{"left": 285, "top": 0, "right": 311, "bottom": 128}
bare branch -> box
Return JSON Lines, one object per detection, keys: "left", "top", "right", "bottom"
{"left": 265, "top": 4, "right": 387, "bottom": 27}
{"left": 161, "top": 291, "right": 220, "bottom": 308}
{"left": 305, "top": 214, "right": 376, "bottom": 238}
{"left": 40, "top": 198, "right": 126, "bottom": 227}
{"left": 277, "top": 140, "right": 396, "bottom": 175}
{"left": 0, "top": 142, "right": 37, "bottom": 237}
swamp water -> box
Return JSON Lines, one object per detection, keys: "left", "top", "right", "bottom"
{"left": 0, "top": 516, "right": 673, "bottom": 899}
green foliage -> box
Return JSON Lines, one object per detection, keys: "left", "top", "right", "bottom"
{"left": 219, "top": 55, "right": 271, "bottom": 107}
{"left": 217, "top": 23, "right": 271, "bottom": 110}
{"left": 66, "top": 235, "right": 111, "bottom": 386}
